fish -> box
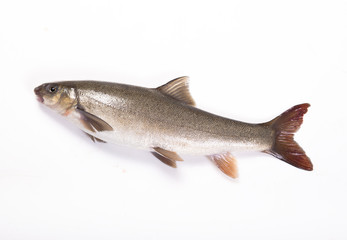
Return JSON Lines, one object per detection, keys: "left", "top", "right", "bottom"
{"left": 34, "top": 76, "right": 313, "bottom": 178}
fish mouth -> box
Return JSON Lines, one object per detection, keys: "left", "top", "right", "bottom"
{"left": 34, "top": 86, "right": 44, "bottom": 103}
{"left": 36, "top": 95, "right": 44, "bottom": 103}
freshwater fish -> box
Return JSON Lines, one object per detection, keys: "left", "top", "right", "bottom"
{"left": 34, "top": 76, "right": 313, "bottom": 178}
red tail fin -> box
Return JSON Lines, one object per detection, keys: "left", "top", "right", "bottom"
{"left": 263, "top": 103, "right": 313, "bottom": 171}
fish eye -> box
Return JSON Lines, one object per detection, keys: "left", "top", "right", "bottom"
{"left": 47, "top": 85, "right": 58, "bottom": 93}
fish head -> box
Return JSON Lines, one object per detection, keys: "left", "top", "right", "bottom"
{"left": 34, "top": 82, "right": 77, "bottom": 114}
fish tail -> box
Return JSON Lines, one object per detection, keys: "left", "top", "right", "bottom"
{"left": 263, "top": 103, "right": 313, "bottom": 171}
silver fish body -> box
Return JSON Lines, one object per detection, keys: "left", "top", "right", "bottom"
{"left": 73, "top": 81, "right": 272, "bottom": 154}
{"left": 34, "top": 77, "right": 312, "bottom": 178}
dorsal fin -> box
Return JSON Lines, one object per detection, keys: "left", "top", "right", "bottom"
{"left": 156, "top": 76, "right": 196, "bottom": 106}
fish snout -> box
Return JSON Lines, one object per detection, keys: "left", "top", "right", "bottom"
{"left": 34, "top": 85, "right": 44, "bottom": 103}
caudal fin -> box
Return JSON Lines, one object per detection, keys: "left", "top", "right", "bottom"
{"left": 263, "top": 103, "right": 313, "bottom": 171}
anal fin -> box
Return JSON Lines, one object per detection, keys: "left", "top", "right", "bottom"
{"left": 207, "top": 152, "right": 238, "bottom": 179}
{"left": 151, "top": 147, "right": 184, "bottom": 168}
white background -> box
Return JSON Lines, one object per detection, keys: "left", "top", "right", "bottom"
{"left": 1, "top": 0, "right": 346, "bottom": 239}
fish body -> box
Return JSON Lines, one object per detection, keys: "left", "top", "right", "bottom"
{"left": 34, "top": 77, "right": 313, "bottom": 178}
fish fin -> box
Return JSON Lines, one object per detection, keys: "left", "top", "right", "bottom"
{"left": 153, "top": 147, "right": 184, "bottom": 161}
{"left": 85, "top": 132, "right": 106, "bottom": 143}
{"left": 151, "top": 147, "right": 184, "bottom": 168}
{"left": 151, "top": 152, "right": 177, "bottom": 168}
{"left": 207, "top": 152, "right": 238, "bottom": 179}
{"left": 156, "top": 76, "right": 196, "bottom": 106}
{"left": 76, "top": 107, "right": 113, "bottom": 132}
{"left": 262, "top": 103, "right": 313, "bottom": 171}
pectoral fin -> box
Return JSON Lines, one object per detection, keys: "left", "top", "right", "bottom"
{"left": 207, "top": 152, "right": 238, "bottom": 179}
{"left": 76, "top": 107, "right": 113, "bottom": 132}
{"left": 85, "top": 132, "right": 107, "bottom": 143}
{"left": 151, "top": 147, "right": 184, "bottom": 168}
{"left": 156, "top": 76, "right": 196, "bottom": 106}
